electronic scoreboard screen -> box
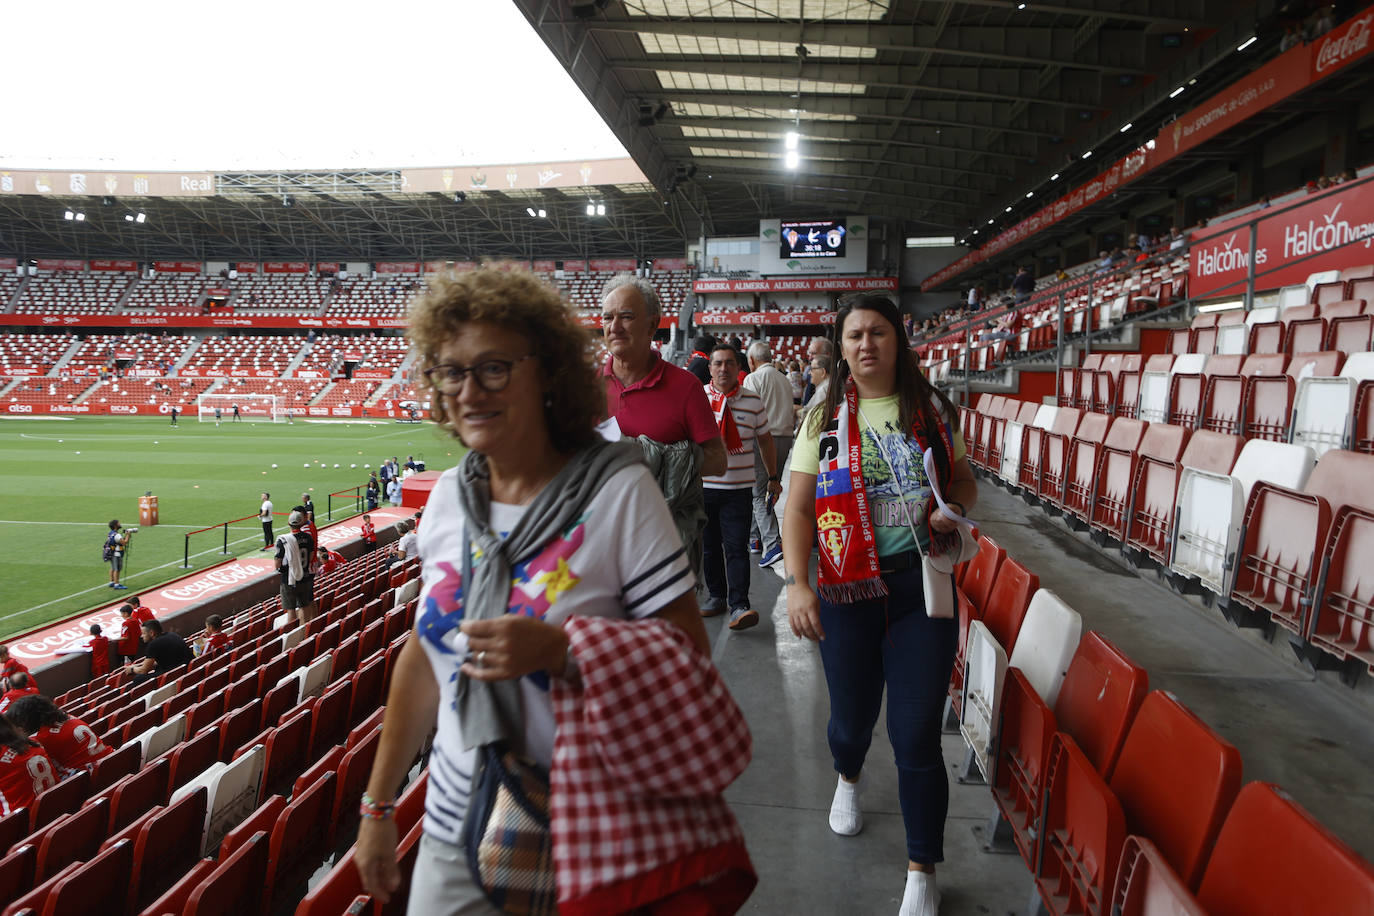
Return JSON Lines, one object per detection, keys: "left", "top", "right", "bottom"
{"left": 779, "top": 219, "right": 847, "bottom": 258}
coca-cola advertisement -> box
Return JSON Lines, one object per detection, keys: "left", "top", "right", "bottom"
{"left": 532, "top": 260, "right": 557, "bottom": 272}
{"left": 0, "top": 258, "right": 18, "bottom": 271}
{"left": 36, "top": 259, "right": 86, "bottom": 271}
{"left": 376, "top": 262, "right": 421, "bottom": 275}
{"left": 589, "top": 258, "right": 636, "bottom": 272}
{"left": 263, "top": 261, "right": 310, "bottom": 274}
{"left": 90, "top": 259, "right": 138, "bottom": 272}
{"left": 563, "top": 260, "right": 587, "bottom": 273}
{"left": 1190, "top": 177, "right": 1374, "bottom": 297}
{"left": 316, "top": 262, "right": 341, "bottom": 274}
{"left": 235, "top": 262, "right": 258, "bottom": 273}
{"left": 1312, "top": 9, "right": 1374, "bottom": 80}
{"left": 654, "top": 258, "right": 688, "bottom": 271}
{"left": 153, "top": 260, "right": 203, "bottom": 273}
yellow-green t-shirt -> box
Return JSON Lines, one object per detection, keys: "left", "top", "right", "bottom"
{"left": 790, "top": 395, "right": 967, "bottom": 556}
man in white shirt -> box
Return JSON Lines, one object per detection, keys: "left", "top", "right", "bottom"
{"left": 702, "top": 345, "right": 780, "bottom": 630}
{"left": 743, "top": 341, "right": 794, "bottom": 568}
{"left": 258, "top": 492, "right": 274, "bottom": 551}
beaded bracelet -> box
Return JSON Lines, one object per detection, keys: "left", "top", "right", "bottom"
{"left": 360, "top": 793, "right": 396, "bottom": 821}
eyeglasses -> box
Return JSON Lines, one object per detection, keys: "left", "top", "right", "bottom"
{"left": 422, "top": 354, "right": 534, "bottom": 394}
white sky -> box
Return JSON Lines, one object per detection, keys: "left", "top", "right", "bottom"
{"left": 0, "top": 0, "right": 630, "bottom": 171}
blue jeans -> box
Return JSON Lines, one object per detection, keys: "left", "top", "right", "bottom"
{"left": 817, "top": 565, "right": 958, "bottom": 864}
{"left": 703, "top": 487, "right": 753, "bottom": 609}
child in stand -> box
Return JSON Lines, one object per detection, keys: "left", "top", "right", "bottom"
{"left": 361, "top": 514, "right": 377, "bottom": 552}
{"left": 201, "top": 615, "right": 232, "bottom": 657}
{"left": 117, "top": 604, "right": 141, "bottom": 664}
{"left": 88, "top": 625, "right": 110, "bottom": 679}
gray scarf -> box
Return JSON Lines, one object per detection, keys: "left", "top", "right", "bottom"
{"left": 455, "top": 438, "right": 644, "bottom": 752}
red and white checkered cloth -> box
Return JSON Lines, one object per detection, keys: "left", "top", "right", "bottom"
{"left": 551, "top": 615, "right": 757, "bottom": 916}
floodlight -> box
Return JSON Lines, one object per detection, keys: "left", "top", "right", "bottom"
{"left": 1050, "top": 173, "right": 1060, "bottom": 180}
{"left": 1119, "top": 122, "right": 1133, "bottom": 133}
{"left": 1169, "top": 86, "right": 1185, "bottom": 98}
{"left": 526, "top": 207, "right": 537, "bottom": 218}
{"left": 64, "top": 210, "right": 74, "bottom": 220}
{"left": 586, "top": 202, "right": 596, "bottom": 216}
{"left": 1237, "top": 36, "right": 1257, "bottom": 51}
{"left": 1081, "top": 150, "right": 1093, "bottom": 159}
{"left": 784, "top": 150, "right": 800, "bottom": 170}
{"left": 74, "top": 212, "right": 85, "bottom": 221}
{"left": 596, "top": 203, "right": 606, "bottom": 216}
{"left": 136, "top": 212, "right": 146, "bottom": 223}
{"left": 537, "top": 209, "right": 546, "bottom": 218}
{"left": 784, "top": 131, "right": 799, "bottom": 150}
{"left": 125, "top": 214, "right": 134, "bottom": 222}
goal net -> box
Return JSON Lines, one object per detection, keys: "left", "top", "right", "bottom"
{"left": 196, "top": 393, "right": 281, "bottom": 422}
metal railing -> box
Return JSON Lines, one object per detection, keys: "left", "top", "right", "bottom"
{"left": 180, "top": 511, "right": 287, "bottom": 569}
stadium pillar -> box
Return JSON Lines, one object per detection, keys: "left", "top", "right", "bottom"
{"left": 1055, "top": 292, "right": 1066, "bottom": 403}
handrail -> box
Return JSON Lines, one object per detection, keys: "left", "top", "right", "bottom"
{"left": 327, "top": 486, "right": 364, "bottom": 521}
{"left": 180, "top": 510, "right": 292, "bottom": 569}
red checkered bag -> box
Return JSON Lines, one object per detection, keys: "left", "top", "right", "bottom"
{"left": 552, "top": 615, "right": 756, "bottom": 916}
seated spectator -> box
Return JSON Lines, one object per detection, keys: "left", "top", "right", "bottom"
{"left": 200, "top": 615, "right": 232, "bottom": 657}
{"left": 87, "top": 624, "right": 110, "bottom": 678}
{"left": 122, "top": 619, "right": 193, "bottom": 685}
{"left": 316, "top": 545, "right": 346, "bottom": 575}
{"left": 0, "top": 647, "right": 30, "bottom": 692}
{"left": 117, "top": 604, "right": 141, "bottom": 663}
{"left": 1011, "top": 266, "right": 1035, "bottom": 304}
{"left": 0, "top": 673, "right": 39, "bottom": 714}
{"left": 1095, "top": 250, "right": 1113, "bottom": 273}
{"left": 6, "top": 695, "right": 111, "bottom": 776}
{"left": 0, "top": 715, "right": 57, "bottom": 814}
{"left": 389, "top": 519, "right": 418, "bottom": 564}
{"left": 1168, "top": 226, "right": 1187, "bottom": 251}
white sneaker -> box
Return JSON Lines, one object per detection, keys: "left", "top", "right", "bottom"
{"left": 828, "top": 773, "right": 863, "bottom": 836}
{"left": 899, "top": 869, "right": 940, "bottom": 916}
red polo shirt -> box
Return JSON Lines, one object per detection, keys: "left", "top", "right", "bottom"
{"left": 603, "top": 353, "right": 718, "bottom": 445}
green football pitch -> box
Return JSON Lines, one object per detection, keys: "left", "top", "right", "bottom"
{"left": 0, "top": 415, "right": 465, "bottom": 640}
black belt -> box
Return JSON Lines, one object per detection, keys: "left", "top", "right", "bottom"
{"left": 880, "top": 550, "right": 921, "bottom": 574}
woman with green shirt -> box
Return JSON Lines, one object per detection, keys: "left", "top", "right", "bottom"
{"left": 782, "top": 294, "right": 978, "bottom": 916}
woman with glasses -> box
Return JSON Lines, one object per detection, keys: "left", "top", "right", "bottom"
{"left": 782, "top": 293, "right": 978, "bottom": 916}
{"left": 353, "top": 269, "right": 716, "bottom": 914}
{"left": 796, "top": 353, "right": 831, "bottom": 428}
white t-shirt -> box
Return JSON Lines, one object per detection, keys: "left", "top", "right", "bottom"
{"left": 396, "top": 530, "right": 419, "bottom": 559}
{"left": 259, "top": 500, "right": 273, "bottom": 523}
{"left": 413, "top": 462, "right": 694, "bottom": 845}
{"left": 744, "top": 365, "right": 796, "bottom": 437}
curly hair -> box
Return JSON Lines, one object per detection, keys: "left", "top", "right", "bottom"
{"left": 408, "top": 269, "right": 603, "bottom": 453}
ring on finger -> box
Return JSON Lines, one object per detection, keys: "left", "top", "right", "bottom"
{"left": 477, "top": 650, "right": 487, "bottom": 668}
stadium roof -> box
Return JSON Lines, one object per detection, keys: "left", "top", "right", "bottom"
{"left": 513, "top": 0, "right": 1270, "bottom": 238}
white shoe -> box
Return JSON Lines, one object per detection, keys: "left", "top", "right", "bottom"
{"left": 899, "top": 869, "right": 940, "bottom": 916}
{"left": 828, "top": 773, "right": 863, "bottom": 836}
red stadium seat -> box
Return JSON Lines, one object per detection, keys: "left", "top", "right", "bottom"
{"left": 31, "top": 797, "right": 108, "bottom": 881}
{"left": 195, "top": 668, "right": 231, "bottom": 704}
{"left": 1313, "top": 282, "right": 1349, "bottom": 306}
{"left": 1327, "top": 314, "right": 1374, "bottom": 355}
{"left": 1110, "top": 836, "right": 1204, "bottom": 916}
{"left": 1056, "top": 412, "right": 1117, "bottom": 517}
{"left": 89, "top": 743, "right": 140, "bottom": 794}
{"left": 256, "top": 656, "right": 289, "bottom": 695}
{"left": 118, "top": 709, "right": 160, "bottom": 747}
{"left": 1247, "top": 321, "right": 1284, "bottom": 354}
{"left": 1026, "top": 408, "right": 1082, "bottom": 502}
{"left": 124, "top": 787, "right": 207, "bottom": 914}
{"left": 260, "top": 679, "right": 300, "bottom": 734}
{"left": 1242, "top": 374, "right": 1294, "bottom": 441}
{"left": 331, "top": 634, "right": 360, "bottom": 682}
{"left": 36, "top": 836, "right": 133, "bottom": 916}
{"left": 105, "top": 757, "right": 170, "bottom": 835}
{"left": 168, "top": 728, "right": 220, "bottom": 791}
{"left": 350, "top": 708, "right": 385, "bottom": 748}
{"left": 989, "top": 668, "right": 1056, "bottom": 867}
{"left": 1034, "top": 735, "right": 1126, "bottom": 915}
{"left": 978, "top": 558, "right": 1039, "bottom": 658}
{"left": 30, "top": 772, "right": 90, "bottom": 834}
{"left": 0, "top": 845, "right": 36, "bottom": 909}
{"left": 265, "top": 771, "right": 336, "bottom": 910}
{"left": 1195, "top": 782, "right": 1374, "bottom": 914}
{"left": 348, "top": 656, "right": 387, "bottom": 727}
{"left": 295, "top": 845, "right": 366, "bottom": 916}
{"left": 184, "top": 695, "right": 225, "bottom": 738}
{"left": 1199, "top": 371, "right": 1245, "bottom": 435}
{"left": 332, "top": 726, "right": 381, "bottom": 840}
{"left": 1124, "top": 430, "right": 1241, "bottom": 567}
{"left": 0, "top": 808, "right": 29, "bottom": 855}
{"left": 1107, "top": 691, "right": 1241, "bottom": 887}
{"left": 185, "top": 831, "right": 271, "bottom": 916}
{"left": 223, "top": 673, "right": 259, "bottom": 714}
{"left": 1285, "top": 317, "right": 1328, "bottom": 353}
{"left": 1354, "top": 379, "right": 1374, "bottom": 454}
{"left": 260, "top": 709, "right": 313, "bottom": 798}
{"left": 137, "top": 858, "right": 216, "bottom": 916}
{"left": 0, "top": 859, "right": 82, "bottom": 916}
{"left": 216, "top": 699, "right": 263, "bottom": 763}
{"left": 947, "top": 537, "right": 1006, "bottom": 719}
{"left": 310, "top": 681, "right": 353, "bottom": 759}
{"left": 358, "top": 619, "right": 386, "bottom": 661}
{"left": 293, "top": 745, "right": 345, "bottom": 798}
{"left": 1081, "top": 418, "right": 1154, "bottom": 536}
{"left": 1304, "top": 503, "right": 1374, "bottom": 671}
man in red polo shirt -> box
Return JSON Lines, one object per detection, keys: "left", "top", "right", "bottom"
{"left": 600, "top": 275, "right": 725, "bottom": 475}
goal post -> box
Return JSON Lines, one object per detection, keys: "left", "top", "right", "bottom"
{"left": 196, "top": 392, "right": 281, "bottom": 422}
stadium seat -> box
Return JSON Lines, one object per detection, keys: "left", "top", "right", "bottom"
{"left": 35, "top": 836, "right": 133, "bottom": 916}
{"left": 293, "top": 745, "right": 345, "bottom": 798}
{"left": 184, "top": 830, "right": 271, "bottom": 916}
{"left": 300, "top": 653, "right": 334, "bottom": 701}
{"left": 215, "top": 699, "right": 263, "bottom": 762}
{"left": 295, "top": 844, "right": 366, "bottom": 916}
{"left": 1110, "top": 835, "right": 1204, "bottom": 916}
{"left": 118, "top": 709, "right": 160, "bottom": 747}
{"left": 331, "top": 634, "right": 361, "bottom": 682}
{"left": 104, "top": 756, "right": 170, "bottom": 835}
{"left": 0, "top": 809, "right": 29, "bottom": 855}
{"left": 265, "top": 771, "right": 336, "bottom": 910}
{"left": 1195, "top": 782, "right": 1374, "bottom": 914}
{"left": 1170, "top": 439, "right": 1316, "bottom": 597}
{"left": 310, "top": 681, "right": 353, "bottom": 758}
{"left": 1035, "top": 408, "right": 1090, "bottom": 505}
{"left": 32, "top": 797, "right": 108, "bottom": 881}
{"left": 168, "top": 728, "right": 220, "bottom": 792}
{"left": 1083, "top": 417, "right": 1160, "bottom": 538}
{"left": 171, "top": 742, "right": 265, "bottom": 856}
{"left": 0, "top": 845, "right": 36, "bottom": 909}
{"left": 1107, "top": 691, "right": 1242, "bottom": 887}
{"left": 1307, "top": 502, "right": 1374, "bottom": 672}
{"left": 948, "top": 536, "right": 1006, "bottom": 716}
{"left": 259, "top": 708, "right": 313, "bottom": 798}
{"left": 29, "top": 772, "right": 90, "bottom": 834}
{"left": 137, "top": 858, "right": 216, "bottom": 916}
{"left": 89, "top": 743, "right": 140, "bottom": 794}
{"left": 123, "top": 787, "right": 207, "bottom": 914}
{"left": 1053, "top": 411, "right": 1116, "bottom": 515}
{"left": 135, "top": 713, "right": 186, "bottom": 764}
{"left": 348, "top": 656, "right": 387, "bottom": 727}
{"left": 996, "top": 402, "right": 1044, "bottom": 487}
{"left": 1124, "top": 429, "right": 1241, "bottom": 567}
{"left": 332, "top": 726, "right": 381, "bottom": 841}
{"left": 1034, "top": 734, "right": 1126, "bottom": 915}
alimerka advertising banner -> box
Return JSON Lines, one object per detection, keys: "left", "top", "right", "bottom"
{"left": 0, "top": 314, "right": 409, "bottom": 330}
{"left": 693, "top": 276, "right": 897, "bottom": 293}
{"left": 923, "top": 4, "right": 1374, "bottom": 291}
{"left": 1188, "top": 177, "right": 1374, "bottom": 297}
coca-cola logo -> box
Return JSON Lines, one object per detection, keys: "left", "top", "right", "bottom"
{"left": 160, "top": 562, "right": 264, "bottom": 603}
{"left": 1315, "top": 14, "right": 1372, "bottom": 74}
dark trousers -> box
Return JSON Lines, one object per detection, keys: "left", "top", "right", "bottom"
{"left": 702, "top": 486, "right": 753, "bottom": 609}
{"left": 817, "top": 565, "right": 958, "bottom": 864}
{"left": 262, "top": 521, "right": 273, "bottom": 547}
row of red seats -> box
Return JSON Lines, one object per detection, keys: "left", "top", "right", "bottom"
{"left": 946, "top": 534, "right": 1374, "bottom": 913}
{"left": 1171, "top": 300, "right": 1373, "bottom": 357}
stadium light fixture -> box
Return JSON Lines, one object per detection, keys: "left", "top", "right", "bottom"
{"left": 1005, "top": 206, "right": 1013, "bottom": 212}
{"left": 1119, "top": 122, "right": 1133, "bottom": 133}
{"left": 526, "top": 207, "right": 537, "bottom": 218}
{"left": 596, "top": 203, "right": 606, "bottom": 216}
{"left": 1081, "top": 150, "right": 1093, "bottom": 159}
{"left": 586, "top": 202, "right": 595, "bottom": 216}
{"left": 784, "top": 150, "right": 800, "bottom": 170}
{"left": 1050, "top": 172, "right": 1060, "bottom": 180}
{"left": 63, "top": 210, "right": 75, "bottom": 220}
{"left": 75, "top": 212, "right": 85, "bottom": 221}
{"left": 784, "top": 131, "right": 799, "bottom": 150}
{"left": 1237, "top": 36, "right": 1257, "bottom": 51}
{"left": 537, "top": 208, "right": 546, "bottom": 218}
{"left": 125, "top": 214, "right": 134, "bottom": 221}
{"left": 1026, "top": 191, "right": 1034, "bottom": 198}
{"left": 1169, "top": 85, "right": 1185, "bottom": 98}
{"left": 136, "top": 212, "right": 146, "bottom": 223}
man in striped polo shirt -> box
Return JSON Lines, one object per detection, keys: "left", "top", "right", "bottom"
{"left": 702, "top": 343, "right": 782, "bottom": 630}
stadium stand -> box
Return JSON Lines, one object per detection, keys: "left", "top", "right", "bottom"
{"left": 234, "top": 276, "right": 332, "bottom": 316}
{"left": 11, "top": 270, "right": 135, "bottom": 316}
{"left": 121, "top": 276, "right": 209, "bottom": 316}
